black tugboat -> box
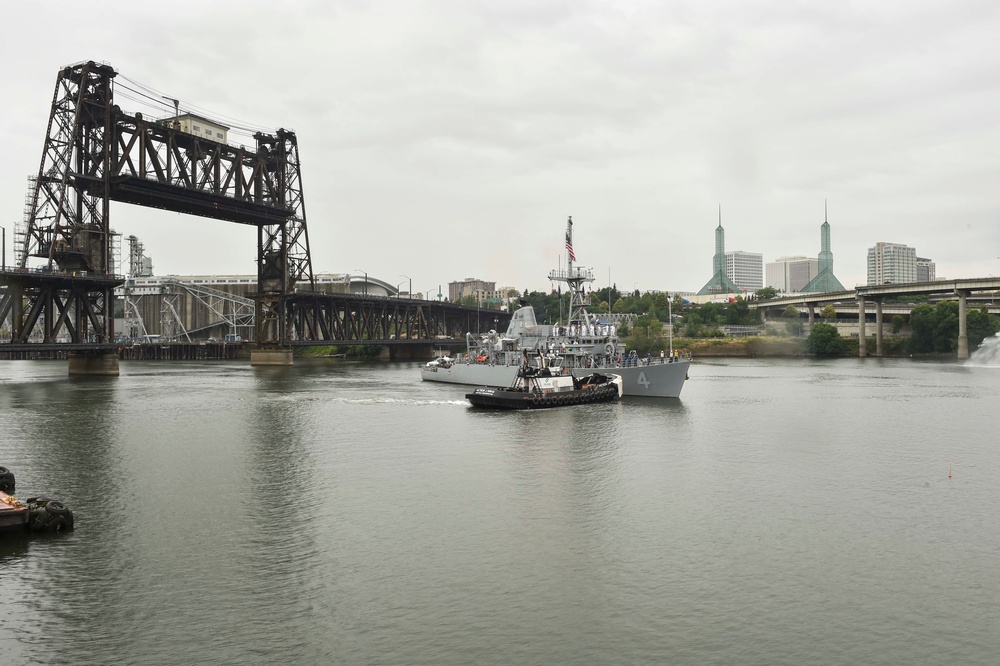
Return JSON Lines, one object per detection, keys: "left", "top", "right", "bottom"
{"left": 466, "top": 353, "right": 623, "bottom": 410}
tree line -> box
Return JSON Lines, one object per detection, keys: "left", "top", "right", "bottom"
{"left": 471, "top": 285, "right": 999, "bottom": 357}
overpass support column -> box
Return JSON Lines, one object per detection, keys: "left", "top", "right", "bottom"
{"left": 957, "top": 290, "right": 969, "bottom": 360}
{"left": 806, "top": 303, "right": 815, "bottom": 333}
{"left": 857, "top": 296, "right": 867, "bottom": 357}
{"left": 875, "top": 298, "right": 883, "bottom": 357}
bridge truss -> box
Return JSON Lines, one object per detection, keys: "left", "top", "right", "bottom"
{"left": 287, "top": 293, "right": 511, "bottom": 345}
{"left": 1, "top": 60, "right": 313, "bottom": 349}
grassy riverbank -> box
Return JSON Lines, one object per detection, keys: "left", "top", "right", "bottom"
{"left": 670, "top": 335, "right": 912, "bottom": 358}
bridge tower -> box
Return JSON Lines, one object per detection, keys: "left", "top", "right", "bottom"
{"left": 0, "top": 60, "right": 315, "bottom": 370}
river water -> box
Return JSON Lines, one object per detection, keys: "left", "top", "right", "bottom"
{"left": 1, "top": 356, "right": 998, "bottom": 665}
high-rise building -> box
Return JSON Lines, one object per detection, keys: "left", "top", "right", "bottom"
{"left": 448, "top": 278, "right": 498, "bottom": 302}
{"left": 867, "top": 242, "right": 917, "bottom": 285}
{"left": 801, "top": 203, "right": 846, "bottom": 293}
{"left": 916, "top": 257, "right": 936, "bottom": 282}
{"left": 766, "top": 256, "right": 819, "bottom": 293}
{"left": 725, "top": 251, "right": 763, "bottom": 292}
{"left": 697, "top": 209, "right": 742, "bottom": 295}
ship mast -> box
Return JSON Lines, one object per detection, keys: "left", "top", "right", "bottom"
{"left": 548, "top": 216, "right": 594, "bottom": 325}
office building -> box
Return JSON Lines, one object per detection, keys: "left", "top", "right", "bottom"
{"left": 725, "top": 251, "right": 763, "bottom": 292}
{"left": 766, "top": 256, "right": 819, "bottom": 293}
{"left": 916, "top": 257, "right": 936, "bottom": 282}
{"left": 448, "top": 278, "right": 497, "bottom": 303}
{"left": 867, "top": 242, "right": 917, "bottom": 285}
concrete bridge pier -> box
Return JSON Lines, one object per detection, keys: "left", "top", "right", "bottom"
{"left": 68, "top": 350, "right": 120, "bottom": 376}
{"left": 806, "top": 303, "right": 815, "bottom": 325}
{"left": 857, "top": 296, "right": 867, "bottom": 357}
{"left": 875, "top": 298, "right": 883, "bottom": 357}
{"left": 957, "top": 290, "right": 969, "bottom": 360}
{"left": 251, "top": 347, "right": 294, "bottom": 366}
{"left": 382, "top": 344, "right": 431, "bottom": 361}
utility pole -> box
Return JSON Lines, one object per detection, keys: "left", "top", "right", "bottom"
{"left": 162, "top": 96, "right": 179, "bottom": 128}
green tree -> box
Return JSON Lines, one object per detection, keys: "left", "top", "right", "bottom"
{"left": 968, "top": 307, "right": 1000, "bottom": 349}
{"left": 909, "top": 301, "right": 998, "bottom": 353}
{"left": 725, "top": 297, "right": 750, "bottom": 325}
{"left": 820, "top": 304, "right": 837, "bottom": 319}
{"left": 806, "top": 323, "right": 846, "bottom": 356}
{"left": 629, "top": 315, "right": 663, "bottom": 353}
{"left": 520, "top": 290, "right": 563, "bottom": 324}
{"left": 891, "top": 315, "right": 905, "bottom": 334}
{"left": 755, "top": 286, "right": 778, "bottom": 300}
{"left": 783, "top": 305, "right": 802, "bottom": 336}
{"left": 909, "top": 304, "right": 937, "bottom": 352}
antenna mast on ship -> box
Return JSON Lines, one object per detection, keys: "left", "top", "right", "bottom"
{"left": 548, "top": 216, "right": 594, "bottom": 325}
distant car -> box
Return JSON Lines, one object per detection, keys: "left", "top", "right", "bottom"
{"left": 224, "top": 334, "right": 242, "bottom": 342}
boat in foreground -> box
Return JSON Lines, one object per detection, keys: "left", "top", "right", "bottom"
{"left": 467, "top": 358, "right": 622, "bottom": 410}
{"left": 422, "top": 216, "right": 690, "bottom": 398}
{"left": 0, "top": 491, "right": 29, "bottom": 532}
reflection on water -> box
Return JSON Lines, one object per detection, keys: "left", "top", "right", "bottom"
{"left": 1, "top": 358, "right": 999, "bottom": 664}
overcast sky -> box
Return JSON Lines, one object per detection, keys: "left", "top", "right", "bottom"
{"left": 2, "top": 0, "right": 998, "bottom": 295}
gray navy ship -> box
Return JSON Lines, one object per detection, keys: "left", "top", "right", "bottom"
{"left": 421, "top": 217, "right": 690, "bottom": 398}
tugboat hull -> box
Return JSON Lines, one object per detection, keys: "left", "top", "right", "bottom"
{"left": 467, "top": 380, "right": 621, "bottom": 410}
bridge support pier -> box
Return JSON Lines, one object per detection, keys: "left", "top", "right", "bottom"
{"left": 857, "top": 296, "right": 867, "bottom": 357}
{"left": 68, "top": 351, "right": 120, "bottom": 376}
{"left": 957, "top": 290, "right": 969, "bottom": 360}
{"left": 250, "top": 348, "right": 294, "bottom": 366}
{"left": 875, "top": 298, "right": 883, "bottom": 357}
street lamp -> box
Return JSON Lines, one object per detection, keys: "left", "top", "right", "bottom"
{"left": 354, "top": 269, "right": 367, "bottom": 297}
{"left": 395, "top": 280, "right": 405, "bottom": 298}
{"left": 399, "top": 274, "right": 411, "bottom": 300}
{"left": 0, "top": 224, "right": 6, "bottom": 272}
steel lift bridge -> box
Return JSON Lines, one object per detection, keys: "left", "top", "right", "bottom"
{"left": 0, "top": 60, "right": 312, "bottom": 372}
{"left": 0, "top": 60, "right": 512, "bottom": 372}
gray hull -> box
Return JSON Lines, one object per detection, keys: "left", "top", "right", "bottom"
{"left": 422, "top": 360, "right": 689, "bottom": 398}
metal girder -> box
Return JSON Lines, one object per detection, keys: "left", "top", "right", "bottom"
{"left": 284, "top": 293, "right": 511, "bottom": 343}
{"left": 0, "top": 274, "right": 119, "bottom": 344}
{"left": 107, "top": 113, "right": 295, "bottom": 225}
{"left": 3, "top": 60, "right": 314, "bottom": 351}
{"left": 20, "top": 61, "right": 116, "bottom": 275}
{"left": 255, "top": 129, "right": 314, "bottom": 346}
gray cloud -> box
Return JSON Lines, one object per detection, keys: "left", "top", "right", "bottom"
{"left": 2, "top": 0, "right": 998, "bottom": 295}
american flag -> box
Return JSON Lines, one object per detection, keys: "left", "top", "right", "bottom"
{"left": 565, "top": 229, "right": 576, "bottom": 262}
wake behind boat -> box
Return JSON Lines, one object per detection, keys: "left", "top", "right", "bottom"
{"left": 422, "top": 217, "right": 691, "bottom": 398}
